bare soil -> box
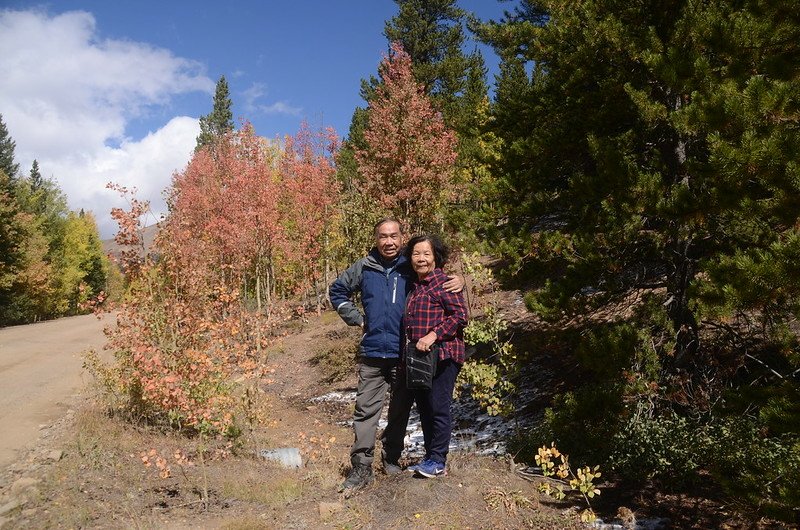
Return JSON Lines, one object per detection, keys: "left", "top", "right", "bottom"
{"left": 0, "top": 303, "right": 793, "bottom": 529}
{"left": 0, "top": 314, "right": 112, "bottom": 470}
{"left": 0, "top": 310, "right": 586, "bottom": 529}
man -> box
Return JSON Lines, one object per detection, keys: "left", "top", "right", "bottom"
{"left": 329, "top": 218, "right": 462, "bottom": 492}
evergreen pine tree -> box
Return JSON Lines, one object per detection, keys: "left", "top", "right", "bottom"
{"left": 384, "top": 0, "right": 490, "bottom": 145}
{"left": 0, "top": 171, "right": 24, "bottom": 296}
{"left": 484, "top": 0, "right": 800, "bottom": 357}
{"left": 195, "top": 76, "right": 234, "bottom": 151}
{"left": 0, "top": 114, "right": 20, "bottom": 191}
{"left": 384, "top": 0, "right": 472, "bottom": 125}
{"left": 29, "top": 159, "right": 42, "bottom": 191}
{"left": 0, "top": 170, "right": 52, "bottom": 324}
{"left": 446, "top": 51, "right": 503, "bottom": 242}
{"left": 481, "top": 0, "right": 800, "bottom": 510}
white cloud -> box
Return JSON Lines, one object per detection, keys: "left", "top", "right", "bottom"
{"left": 260, "top": 101, "right": 302, "bottom": 115}
{"left": 0, "top": 9, "right": 213, "bottom": 237}
{"left": 53, "top": 117, "right": 199, "bottom": 238}
{"left": 242, "top": 82, "right": 302, "bottom": 116}
{"left": 242, "top": 82, "right": 268, "bottom": 109}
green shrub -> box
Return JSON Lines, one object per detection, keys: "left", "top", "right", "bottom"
{"left": 516, "top": 384, "right": 625, "bottom": 466}
{"left": 457, "top": 255, "right": 518, "bottom": 417}
{"left": 708, "top": 417, "right": 800, "bottom": 521}
{"left": 608, "top": 411, "right": 711, "bottom": 487}
{"left": 458, "top": 306, "right": 517, "bottom": 416}
{"left": 525, "top": 318, "right": 665, "bottom": 458}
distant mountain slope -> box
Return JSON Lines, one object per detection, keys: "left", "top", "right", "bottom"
{"left": 101, "top": 223, "right": 160, "bottom": 259}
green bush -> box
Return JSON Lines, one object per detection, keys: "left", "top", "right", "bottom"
{"left": 458, "top": 305, "right": 517, "bottom": 416}
{"left": 520, "top": 384, "right": 626, "bottom": 466}
{"left": 708, "top": 417, "right": 800, "bottom": 521}
{"left": 608, "top": 412, "right": 711, "bottom": 487}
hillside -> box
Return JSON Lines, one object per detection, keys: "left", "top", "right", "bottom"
{"left": 101, "top": 223, "right": 160, "bottom": 260}
{"left": 0, "top": 310, "right": 588, "bottom": 529}
{"left": 1, "top": 298, "right": 786, "bottom": 528}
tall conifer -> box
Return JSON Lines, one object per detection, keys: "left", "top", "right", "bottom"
{"left": 384, "top": 0, "right": 476, "bottom": 129}
{"left": 0, "top": 114, "right": 20, "bottom": 191}
{"left": 195, "top": 76, "right": 234, "bottom": 151}
{"left": 29, "top": 160, "right": 42, "bottom": 191}
{"left": 481, "top": 0, "right": 800, "bottom": 509}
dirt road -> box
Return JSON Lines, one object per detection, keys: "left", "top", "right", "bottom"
{"left": 0, "top": 314, "right": 111, "bottom": 470}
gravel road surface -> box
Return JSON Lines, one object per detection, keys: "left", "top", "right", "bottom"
{"left": 0, "top": 314, "right": 111, "bottom": 470}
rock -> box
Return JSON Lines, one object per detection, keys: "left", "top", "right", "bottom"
{"left": 46, "top": 450, "right": 64, "bottom": 462}
{"left": 258, "top": 448, "right": 302, "bottom": 468}
{"left": 0, "top": 498, "right": 23, "bottom": 516}
{"left": 589, "top": 520, "right": 623, "bottom": 529}
{"left": 319, "top": 501, "right": 344, "bottom": 518}
{"left": 10, "top": 477, "right": 39, "bottom": 497}
{"left": 616, "top": 506, "right": 636, "bottom": 529}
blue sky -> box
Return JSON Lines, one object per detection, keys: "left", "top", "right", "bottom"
{"left": 0, "top": 1, "right": 513, "bottom": 237}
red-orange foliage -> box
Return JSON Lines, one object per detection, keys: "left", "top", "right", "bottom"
{"left": 278, "top": 121, "right": 341, "bottom": 296}
{"left": 356, "top": 42, "right": 458, "bottom": 232}
{"left": 107, "top": 183, "right": 151, "bottom": 277}
{"left": 164, "top": 124, "right": 282, "bottom": 293}
{"left": 99, "top": 183, "right": 268, "bottom": 436}
{"left": 165, "top": 121, "right": 341, "bottom": 307}
{"left": 94, "top": 122, "right": 343, "bottom": 436}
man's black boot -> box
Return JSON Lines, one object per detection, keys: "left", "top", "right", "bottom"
{"left": 340, "top": 463, "right": 374, "bottom": 492}
{"left": 382, "top": 454, "right": 402, "bottom": 475}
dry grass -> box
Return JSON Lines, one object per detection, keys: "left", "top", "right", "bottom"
{"left": 217, "top": 466, "right": 282, "bottom": 505}
{"left": 16, "top": 404, "right": 160, "bottom": 528}
{"left": 3, "top": 311, "right": 590, "bottom": 530}
{"left": 219, "top": 516, "right": 276, "bottom": 530}
{"left": 302, "top": 463, "right": 343, "bottom": 491}
{"left": 261, "top": 475, "right": 305, "bottom": 508}
{"left": 319, "top": 309, "right": 343, "bottom": 325}
{"left": 309, "top": 339, "right": 359, "bottom": 384}
{"left": 484, "top": 486, "right": 536, "bottom": 515}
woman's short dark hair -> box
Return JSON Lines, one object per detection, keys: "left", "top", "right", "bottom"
{"left": 404, "top": 234, "right": 449, "bottom": 269}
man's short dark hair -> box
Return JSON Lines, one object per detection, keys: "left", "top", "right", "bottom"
{"left": 373, "top": 217, "right": 403, "bottom": 237}
{"left": 404, "top": 234, "right": 449, "bottom": 269}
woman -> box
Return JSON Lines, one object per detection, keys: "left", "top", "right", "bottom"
{"left": 403, "top": 234, "right": 468, "bottom": 478}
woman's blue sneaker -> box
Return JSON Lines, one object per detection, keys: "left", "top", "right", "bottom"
{"left": 415, "top": 459, "right": 446, "bottom": 478}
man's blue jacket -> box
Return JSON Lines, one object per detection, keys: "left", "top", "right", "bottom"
{"left": 329, "top": 248, "right": 412, "bottom": 359}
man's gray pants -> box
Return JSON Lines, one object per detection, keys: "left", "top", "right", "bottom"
{"left": 350, "top": 356, "right": 411, "bottom": 467}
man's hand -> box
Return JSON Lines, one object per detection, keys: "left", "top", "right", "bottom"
{"left": 443, "top": 274, "right": 465, "bottom": 293}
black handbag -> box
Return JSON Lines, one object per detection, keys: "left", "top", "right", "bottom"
{"left": 405, "top": 342, "right": 439, "bottom": 390}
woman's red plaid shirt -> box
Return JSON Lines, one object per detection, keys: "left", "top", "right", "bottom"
{"left": 404, "top": 268, "right": 468, "bottom": 363}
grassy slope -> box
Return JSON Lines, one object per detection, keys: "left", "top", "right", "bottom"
{"left": 0, "top": 310, "right": 585, "bottom": 530}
